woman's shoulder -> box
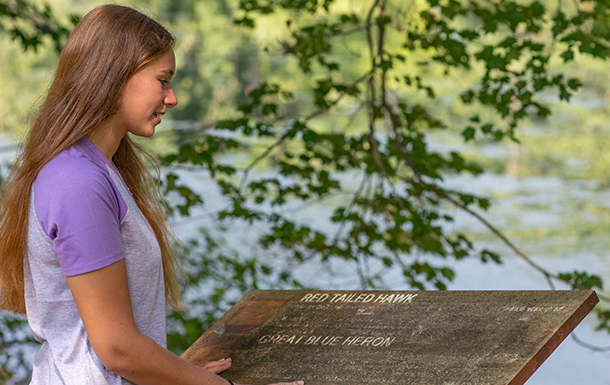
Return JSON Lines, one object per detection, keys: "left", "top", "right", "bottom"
{"left": 32, "top": 140, "right": 128, "bottom": 234}
{"left": 37, "top": 141, "right": 111, "bottom": 188}
{"left": 33, "top": 145, "right": 119, "bottom": 208}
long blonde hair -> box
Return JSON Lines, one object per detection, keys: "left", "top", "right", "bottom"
{"left": 0, "top": 5, "right": 184, "bottom": 314}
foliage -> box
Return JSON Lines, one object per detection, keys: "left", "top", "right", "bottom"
{"left": 160, "top": 0, "right": 610, "bottom": 350}
{"left": 0, "top": 0, "right": 76, "bottom": 52}
{"left": 0, "top": 2, "right": 74, "bottom": 381}
{"left": 3, "top": 0, "right": 610, "bottom": 381}
{"left": 0, "top": 171, "right": 34, "bottom": 384}
{"left": 0, "top": 313, "right": 32, "bottom": 384}
{"left": 559, "top": 270, "right": 603, "bottom": 291}
{"left": 166, "top": 226, "right": 279, "bottom": 354}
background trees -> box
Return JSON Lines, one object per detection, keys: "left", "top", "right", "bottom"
{"left": 161, "top": 0, "right": 610, "bottom": 349}
{"left": 2, "top": 0, "right": 610, "bottom": 383}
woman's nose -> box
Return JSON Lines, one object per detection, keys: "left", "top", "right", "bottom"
{"left": 165, "top": 87, "right": 178, "bottom": 108}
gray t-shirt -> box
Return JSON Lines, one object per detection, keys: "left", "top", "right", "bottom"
{"left": 25, "top": 137, "right": 166, "bottom": 384}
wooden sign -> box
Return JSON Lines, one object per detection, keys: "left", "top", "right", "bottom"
{"left": 182, "top": 290, "right": 598, "bottom": 385}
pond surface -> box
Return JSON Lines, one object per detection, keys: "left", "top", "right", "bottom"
{"left": 165, "top": 125, "right": 610, "bottom": 385}
{"left": 2, "top": 131, "right": 610, "bottom": 385}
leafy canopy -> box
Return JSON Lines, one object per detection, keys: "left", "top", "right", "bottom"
{"left": 2, "top": 0, "right": 610, "bottom": 376}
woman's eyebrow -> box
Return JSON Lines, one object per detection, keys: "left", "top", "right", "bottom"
{"left": 160, "top": 69, "right": 175, "bottom": 76}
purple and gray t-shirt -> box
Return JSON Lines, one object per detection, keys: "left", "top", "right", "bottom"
{"left": 24, "top": 137, "right": 166, "bottom": 384}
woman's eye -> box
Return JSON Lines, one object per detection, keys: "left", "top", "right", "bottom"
{"left": 159, "top": 80, "right": 169, "bottom": 86}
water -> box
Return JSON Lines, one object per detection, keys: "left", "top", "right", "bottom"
{"left": 443, "top": 173, "right": 610, "bottom": 385}
{"left": 169, "top": 157, "right": 610, "bottom": 384}
{"left": 2, "top": 131, "right": 610, "bottom": 384}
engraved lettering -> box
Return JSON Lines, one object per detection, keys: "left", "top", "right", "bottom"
{"left": 506, "top": 305, "right": 567, "bottom": 313}
{"left": 271, "top": 334, "right": 395, "bottom": 347}
{"left": 300, "top": 294, "right": 313, "bottom": 302}
{"left": 300, "top": 293, "right": 329, "bottom": 302}
{"left": 374, "top": 294, "right": 390, "bottom": 303}
{"left": 394, "top": 293, "right": 418, "bottom": 303}
{"left": 259, "top": 335, "right": 270, "bottom": 344}
{"left": 380, "top": 294, "right": 394, "bottom": 303}
{"left": 328, "top": 293, "right": 405, "bottom": 304}
{"left": 269, "top": 335, "right": 281, "bottom": 343}
{"left": 333, "top": 294, "right": 348, "bottom": 303}
{"left": 350, "top": 293, "right": 375, "bottom": 303}
{"left": 330, "top": 294, "right": 343, "bottom": 302}
{"left": 205, "top": 291, "right": 592, "bottom": 385}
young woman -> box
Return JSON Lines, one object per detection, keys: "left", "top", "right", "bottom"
{"left": 0, "top": 5, "right": 303, "bottom": 385}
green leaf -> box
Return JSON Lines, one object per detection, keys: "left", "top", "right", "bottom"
{"left": 379, "top": 58, "right": 393, "bottom": 71}
{"left": 462, "top": 126, "right": 476, "bottom": 141}
{"left": 461, "top": 90, "right": 475, "bottom": 104}
{"left": 480, "top": 250, "right": 502, "bottom": 264}
{"left": 567, "top": 78, "right": 582, "bottom": 91}
{"left": 558, "top": 271, "right": 603, "bottom": 290}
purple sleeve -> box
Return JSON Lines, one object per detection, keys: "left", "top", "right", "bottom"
{"left": 33, "top": 157, "right": 127, "bottom": 276}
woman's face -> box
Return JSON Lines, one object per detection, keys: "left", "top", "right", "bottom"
{"left": 114, "top": 49, "right": 178, "bottom": 138}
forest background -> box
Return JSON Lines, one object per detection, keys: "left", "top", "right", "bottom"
{"left": 2, "top": 0, "right": 610, "bottom": 383}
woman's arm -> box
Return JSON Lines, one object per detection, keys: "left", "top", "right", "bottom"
{"left": 66, "top": 259, "right": 302, "bottom": 385}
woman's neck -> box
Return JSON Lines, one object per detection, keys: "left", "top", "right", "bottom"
{"left": 87, "top": 119, "right": 125, "bottom": 162}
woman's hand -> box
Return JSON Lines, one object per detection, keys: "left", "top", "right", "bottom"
{"left": 66, "top": 260, "right": 244, "bottom": 385}
{"left": 202, "top": 358, "right": 232, "bottom": 374}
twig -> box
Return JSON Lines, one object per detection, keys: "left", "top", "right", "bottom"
{"left": 571, "top": 333, "right": 610, "bottom": 353}
{"left": 437, "top": 186, "right": 555, "bottom": 279}
{"left": 329, "top": 173, "right": 370, "bottom": 244}
{"left": 424, "top": 181, "right": 610, "bottom": 303}
{"left": 238, "top": 69, "right": 375, "bottom": 194}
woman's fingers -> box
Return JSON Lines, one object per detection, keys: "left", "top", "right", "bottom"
{"left": 201, "top": 358, "right": 232, "bottom": 374}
